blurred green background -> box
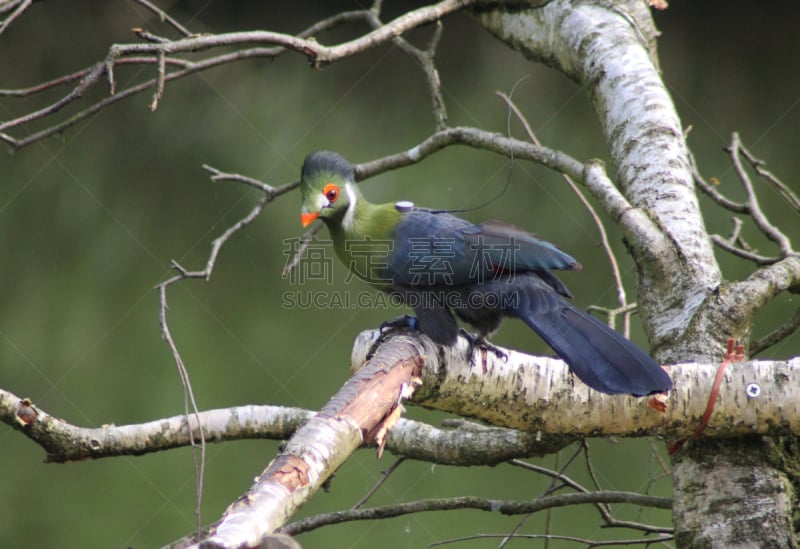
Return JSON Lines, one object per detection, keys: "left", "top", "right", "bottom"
{"left": 1, "top": 1, "right": 798, "bottom": 547}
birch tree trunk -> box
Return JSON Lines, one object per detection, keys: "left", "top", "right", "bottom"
{"left": 476, "top": 1, "right": 800, "bottom": 546}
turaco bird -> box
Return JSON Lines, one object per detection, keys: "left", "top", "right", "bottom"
{"left": 299, "top": 150, "right": 672, "bottom": 396}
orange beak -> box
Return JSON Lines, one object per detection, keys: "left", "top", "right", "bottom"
{"left": 301, "top": 211, "right": 319, "bottom": 228}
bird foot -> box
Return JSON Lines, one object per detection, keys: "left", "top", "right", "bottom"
{"left": 459, "top": 329, "right": 507, "bottom": 363}
{"left": 366, "top": 315, "right": 420, "bottom": 360}
{"left": 380, "top": 314, "right": 419, "bottom": 334}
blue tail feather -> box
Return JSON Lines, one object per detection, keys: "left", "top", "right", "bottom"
{"left": 515, "top": 285, "right": 672, "bottom": 396}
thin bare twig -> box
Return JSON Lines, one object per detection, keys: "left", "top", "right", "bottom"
{"left": 156, "top": 278, "right": 206, "bottom": 535}
{"left": 584, "top": 442, "right": 671, "bottom": 534}
{"left": 151, "top": 168, "right": 291, "bottom": 534}
{"left": 0, "top": 0, "right": 31, "bottom": 35}
{"left": 351, "top": 457, "right": 407, "bottom": 509}
{"left": 496, "top": 91, "right": 633, "bottom": 335}
{"left": 648, "top": 438, "right": 672, "bottom": 478}
{"left": 588, "top": 303, "right": 641, "bottom": 334}
{"left": 691, "top": 152, "right": 747, "bottom": 213}
{"left": 728, "top": 133, "right": 795, "bottom": 256}
{"left": 133, "top": 27, "right": 170, "bottom": 44}
{"left": 0, "top": 57, "right": 191, "bottom": 98}
{"left": 279, "top": 491, "right": 672, "bottom": 536}
{"left": 355, "top": 126, "right": 585, "bottom": 183}
{"left": 365, "top": 10, "right": 448, "bottom": 130}
{"left": 282, "top": 222, "right": 324, "bottom": 277}
{"left": 695, "top": 133, "right": 798, "bottom": 265}
{"left": 151, "top": 50, "right": 166, "bottom": 111}
{"left": 500, "top": 445, "right": 583, "bottom": 548}
{"left": 132, "top": 0, "right": 193, "bottom": 37}
{"left": 750, "top": 306, "right": 800, "bottom": 356}
{"left": 510, "top": 458, "right": 584, "bottom": 494}
{"left": 0, "top": 0, "right": 470, "bottom": 148}
{"left": 202, "top": 164, "right": 280, "bottom": 194}
{"left": 431, "top": 532, "right": 674, "bottom": 547}
{"left": 0, "top": 50, "right": 269, "bottom": 147}
{"left": 711, "top": 226, "right": 779, "bottom": 266}
{"left": 736, "top": 137, "right": 800, "bottom": 214}
{"left": 166, "top": 194, "right": 273, "bottom": 284}
{"left": 580, "top": 440, "right": 612, "bottom": 508}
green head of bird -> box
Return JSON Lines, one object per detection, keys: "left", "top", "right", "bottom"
{"left": 299, "top": 151, "right": 358, "bottom": 228}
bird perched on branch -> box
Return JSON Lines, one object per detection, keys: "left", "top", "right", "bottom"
{"left": 298, "top": 150, "right": 672, "bottom": 396}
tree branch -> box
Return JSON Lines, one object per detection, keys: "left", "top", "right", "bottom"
{"left": 739, "top": 144, "right": 800, "bottom": 214}
{"left": 0, "top": 0, "right": 472, "bottom": 148}
{"left": 356, "top": 126, "right": 585, "bottom": 180}
{"left": 692, "top": 150, "right": 748, "bottom": 213}
{"left": 727, "top": 133, "right": 797, "bottom": 257}
{"left": 152, "top": 169, "right": 297, "bottom": 532}
{"left": 351, "top": 456, "right": 407, "bottom": 509}
{"left": 6, "top": 326, "right": 799, "bottom": 546}
{"left": 431, "top": 533, "right": 674, "bottom": 547}
{"left": 186, "top": 334, "right": 425, "bottom": 548}
{"left": 365, "top": 10, "right": 448, "bottom": 130}
{"left": 694, "top": 133, "right": 799, "bottom": 266}
{"left": 0, "top": 386, "right": 573, "bottom": 465}
{"left": 0, "top": 0, "right": 31, "bottom": 35}
{"left": 280, "top": 491, "right": 671, "bottom": 536}
{"left": 731, "top": 255, "right": 800, "bottom": 326}
{"left": 350, "top": 330, "right": 800, "bottom": 438}
{"left": 0, "top": 390, "right": 312, "bottom": 462}
{"left": 131, "top": 0, "right": 194, "bottom": 37}
{"left": 750, "top": 306, "right": 800, "bottom": 357}
{"left": 509, "top": 456, "right": 672, "bottom": 535}
{"left": 6, "top": 329, "right": 786, "bottom": 463}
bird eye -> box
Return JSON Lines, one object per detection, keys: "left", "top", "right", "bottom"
{"left": 323, "top": 183, "right": 339, "bottom": 203}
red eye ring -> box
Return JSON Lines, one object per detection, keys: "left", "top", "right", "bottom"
{"left": 323, "top": 183, "right": 339, "bottom": 203}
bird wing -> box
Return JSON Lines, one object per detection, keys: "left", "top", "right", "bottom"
{"left": 385, "top": 211, "right": 579, "bottom": 288}
{"left": 462, "top": 220, "right": 581, "bottom": 272}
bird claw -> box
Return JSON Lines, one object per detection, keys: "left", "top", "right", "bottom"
{"left": 379, "top": 314, "right": 419, "bottom": 334}
{"left": 367, "top": 315, "right": 420, "bottom": 360}
{"left": 459, "top": 329, "right": 508, "bottom": 363}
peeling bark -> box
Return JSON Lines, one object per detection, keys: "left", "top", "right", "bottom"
{"left": 188, "top": 336, "right": 424, "bottom": 548}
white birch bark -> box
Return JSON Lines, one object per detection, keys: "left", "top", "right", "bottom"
{"left": 475, "top": 1, "right": 800, "bottom": 546}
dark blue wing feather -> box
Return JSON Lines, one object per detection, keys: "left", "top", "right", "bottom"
{"left": 462, "top": 220, "right": 581, "bottom": 272}
{"left": 385, "top": 211, "right": 579, "bottom": 288}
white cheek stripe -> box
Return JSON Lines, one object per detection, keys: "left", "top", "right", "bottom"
{"left": 314, "top": 192, "right": 329, "bottom": 212}
{"left": 342, "top": 182, "right": 358, "bottom": 231}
